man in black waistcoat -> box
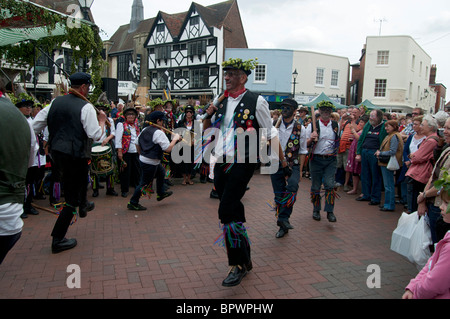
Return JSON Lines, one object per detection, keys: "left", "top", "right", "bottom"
{"left": 203, "top": 58, "right": 286, "bottom": 287}
{"left": 33, "top": 72, "right": 107, "bottom": 253}
{"left": 127, "top": 111, "right": 180, "bottom": 211}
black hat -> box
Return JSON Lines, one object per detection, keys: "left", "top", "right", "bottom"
{"left": 16, "top": 99, "right": 34, "bottom": 108}
{"left": 184, "top": 105, "right": 195, "bottom": 113}
{"left": 69, "top": 72, "right": 92, "bottom": 86}
{"left": 123, "top": 107, "right": 139, "bottom": 117}
{"left": 146, "top": 111, "right": 166, "bottom": 123}
{"left": 281, "top": 98, "right": 298, "bottom": 109}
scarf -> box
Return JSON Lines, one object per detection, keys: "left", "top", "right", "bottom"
{"left": 121, "top": 120, "right": 140, "bottom": 154}
{"left": 224, "top": 88, "right": 247, "bottom": 99}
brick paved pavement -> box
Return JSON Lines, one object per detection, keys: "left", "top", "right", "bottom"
{"left": 0, "top": 171, "right": 419, "bottom": 299}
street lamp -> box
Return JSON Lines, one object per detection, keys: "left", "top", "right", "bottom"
{"left": 78, "top": 0, "right": 94, "bottom": 21}
{"left": 292, "top": 69, "right": 298, "bottom": 98}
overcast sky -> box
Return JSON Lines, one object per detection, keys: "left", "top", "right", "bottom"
{"left": 90, "top": 0, "right": 450, "bottom": 91}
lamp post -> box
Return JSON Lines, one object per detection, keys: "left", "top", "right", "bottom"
{"left": 292, "top": 69, "right": 298, "bottom": 98}
{"left": 78, "top": 0, "right": 94, "bottom": 21}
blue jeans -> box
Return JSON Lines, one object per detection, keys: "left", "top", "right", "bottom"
{"left": 270, "top": 165, "right": 300, "bottom": 222}
{"left": 361, "top": 149, "right": 382, "bottom": 203}
{"left": 380, "top": 166, "right": 395, "bottom": 210}
{"left": 310, "top": 155, "right": 337, "bottom": 213}
{"left": 130, "top": 161, "right": 166, "bottom": 205}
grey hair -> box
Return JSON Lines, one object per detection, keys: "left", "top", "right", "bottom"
{"left": 423, "top": 114, "right": 438, "bottom": 132}
{"left": 433, "top": 111, "right": 449, "bottom": 128}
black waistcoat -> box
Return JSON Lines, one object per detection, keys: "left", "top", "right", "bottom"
{"left": 48, "top": 94, "right": 90, "bottom": 159}
{"left": 215, "top": 90, "right": 261, "bottom": 163}
{"left": 139, "top": 126, "right": 163, "bottom": 160}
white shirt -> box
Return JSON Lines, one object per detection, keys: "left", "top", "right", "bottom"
{"left": 99, "top": 118, "right": 115, "bottom": 143}
{"left": 0, "top": 118, "right": 37, "bottom": 236}
{"left": 115, "top": 122, "right": 138, "bottom": 153}
{"left": 278, "top": 120, "right": 308, "bottom": 155}
{"left": 32, "top": 99, "right": 103, "bottom": 142}
{"left": 306, "top": 121, "right": 337, "bottom": 155}
{"left": 136, "top": 128, "right": 171, "bottom": 165}
{"left": 211, "top": 91, "right": 273, "bottom": 158}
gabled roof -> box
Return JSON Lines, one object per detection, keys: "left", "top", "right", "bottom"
{"left": 108, "top": 0, "right": 242, "bottom": 54}
{"left": 108, "top": 17, "right": 155, "bottom": 55}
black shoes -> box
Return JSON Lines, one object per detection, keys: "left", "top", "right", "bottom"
{"left": 106, "top": 189, "right": 118, "bottom": 196}
{"left": 368, "top": 201, "right": 381, "bottom": 206}
{"left": 121, "top": 192, "right": 128, "bottom": 198}
{"left": 313, "top": 211, "right": 321, "bottom": 221}
{"left": 313, "top": 211, "right": 337, "bottom": 222}
{"left": 327, "top": 212, "right": 337, "bottom": 222}
{"left": 52, "top": 237, "right": 77, "bottom": 254}
{"left": 222, "top": 265, "right": 248, "bottom": 287}
{"left": 276, "top": 220, "right": 294, "bottom": 238}
{"left": 210, "top": 189, "right": 219, "bottom": 199}
{"left": 79, "top": 201, "right": 94, "bottom": 218}
{"left": 356, "top": 197, "right": 370, "bottom": 202}
{"left": 380, "top": 207, "right": 395, "bottom": 212}
{"left": 127, "top": 203, "right": 147, "bottom": 211}
{"left": 157, "top": 191, "right": 173, "bottom": 202}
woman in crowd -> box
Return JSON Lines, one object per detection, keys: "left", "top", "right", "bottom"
{"left": 402, "top": 174, "right": 450, "bottom": 299}
{"left": 375, "top": 120, "right": 403, "bottom": 211}
{"left": 345, "top": 115, "right": 368, "bottom": 195}
{"left": 176, "top": 105, "right": 196, "bottom": 185}
{"left": 405, "top": 115, "right": 439, "bottom": 213}
{"left": 401, "top": 116, "right": 425, "bottom": 213}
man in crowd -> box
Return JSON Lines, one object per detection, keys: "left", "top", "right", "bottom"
{"left": 355, "top": 109, "right": 387, "bottom": 206}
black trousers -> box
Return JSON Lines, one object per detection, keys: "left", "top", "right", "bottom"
{"left": 0, "top": 232, "right": 21, "bottom": 265}
{"left": 50, "top": 151, "right": 89, "bottom": 239}
{"left": 120, "top": 152, "right": 141, "bottom": 193}
{"left": 214, "top": 162, "right": 256, "bottom": 266}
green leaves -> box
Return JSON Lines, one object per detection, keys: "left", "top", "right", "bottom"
{"left": 222, "top": 58, "right": 259, "bottom": 72}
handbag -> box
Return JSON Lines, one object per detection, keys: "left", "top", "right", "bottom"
{"left": 378, "top": 154, "right": 390, "bottom": 163}
{"left": 387, "top": 155, "right": 399, "bottom": 171}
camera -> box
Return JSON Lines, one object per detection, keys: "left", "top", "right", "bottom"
{"left": 438, "top": 128, "right": 444, "bottom": 137}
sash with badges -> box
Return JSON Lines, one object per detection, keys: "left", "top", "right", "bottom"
{"left": 284, "top": 121, "right": 302, "bottom": 167}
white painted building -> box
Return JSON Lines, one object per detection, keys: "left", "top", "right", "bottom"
{"left": 292, "top": 51, "right": 350, "bottom": 105}
{"left": 362, "top": 35, "right": 434, "bottom": 113}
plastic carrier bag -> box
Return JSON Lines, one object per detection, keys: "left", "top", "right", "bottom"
{"left": 390, "top": 212, "right": 432, "bottom": 269}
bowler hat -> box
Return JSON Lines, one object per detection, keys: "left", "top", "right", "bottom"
{"left": 281, "top": 98, "right": 298, "bottom": 109}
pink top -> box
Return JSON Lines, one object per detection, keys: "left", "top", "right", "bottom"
{"left": 406, "top": 231, "right": 450, "bottom": 299}
{"left": 405, "top": 133, "right": 438, "bottom": 184}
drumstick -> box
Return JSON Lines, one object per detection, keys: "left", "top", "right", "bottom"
{"left": 69, "top": 88, "right": 111, "bottom": 128}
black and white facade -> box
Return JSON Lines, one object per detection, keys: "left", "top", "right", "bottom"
{"left": 145, "top": 5, "right": 224, "bottom": 99}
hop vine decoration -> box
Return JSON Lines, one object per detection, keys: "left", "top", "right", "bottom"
{"left": 317, "top": 100, "right": 336, "bottom": 111}
{"left": 222, "top": 58, "right": 259, "bottom": 74}
{"left": 9, "top": 93, "right": 35, "bottom": 105}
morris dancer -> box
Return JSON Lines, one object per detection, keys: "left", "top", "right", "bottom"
{"left": 270, "top": 99, "right": 307, "bottom": 238}
{"left": 33, "top": 72, "right": 107, "bottom": 253}
{"left": 127, "top": 111, "right": 180, "bottom": 211}
{"left": 203, "top": 58, "right": 285, "bottom": 287}
{"left": 307, "top": 101, "right": 340, "bottom": 223}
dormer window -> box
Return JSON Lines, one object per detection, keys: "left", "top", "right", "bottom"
{"left": 156, "top": 24, "right": 164, "bottom": 32}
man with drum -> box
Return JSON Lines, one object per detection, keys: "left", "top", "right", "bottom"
{"left": 91, "top": 104, "right": 118, "bottom": 198}
{"left": 33, "top": 72, "right": 107, "bottom": 253}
